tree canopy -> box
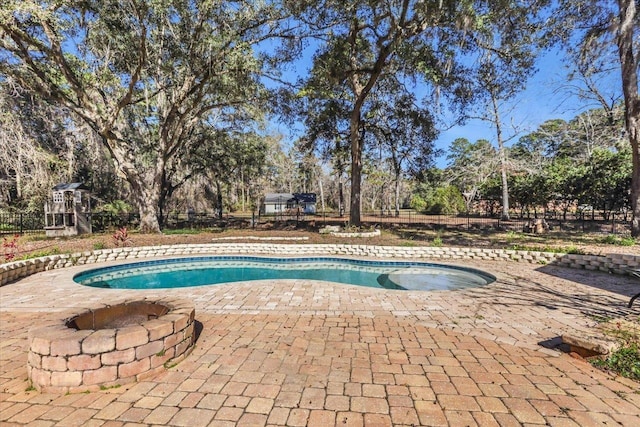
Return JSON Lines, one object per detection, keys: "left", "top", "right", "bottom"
{"left": 0, "top": 0, "right": 289, "bottom": 231}
{"left": 0, "top": 0, "right": 636, "bottom": 235}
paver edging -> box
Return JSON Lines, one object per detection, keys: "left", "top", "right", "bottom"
{"left": 2, "top": 243, "right": 639, "bottom": 286}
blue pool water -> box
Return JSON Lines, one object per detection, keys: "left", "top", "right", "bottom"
{"left": 73, "top": 256, "right": 495, "bottom": 291}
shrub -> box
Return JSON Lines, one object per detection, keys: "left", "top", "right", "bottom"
{"left": 600, "top": 234, "right": 636, "bottom": 246}
{"left": 2, "top": 234, "right": 20, "bottom": 262}
{"left": 592, "top": 344, "right": 640, "bottom": 381}
{"left": 113, "top": 227, "right": 133, "bottom": 247}
{"left": 18, "top": 247, "right": 61, "bottom": 260}
{"left": 100, "top": 200, "right": 132, "bottom": 216}
{"left": 409, "top": 194, "right": 427, "bottom": 213}
{"left": 423, "top": 186, "right": 465, "bottom": 215}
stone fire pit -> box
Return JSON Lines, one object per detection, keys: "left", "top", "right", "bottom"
{"left": 28, "top": 297, "right": 195, "bottom": 393}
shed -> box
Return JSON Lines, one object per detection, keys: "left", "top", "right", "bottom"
{"left": 293, "top": 193, "right": 317, "bottom": 214}
{"left": 261, "top": 193, "right": 317, "bottom": 215}
{"left": 44, "top": 182, "right": 92, "bottom": 237}
{"left": 262, "top": 193, "right": 297, "bottom": 214}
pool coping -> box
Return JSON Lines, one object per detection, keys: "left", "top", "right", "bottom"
{"left": 71, "top": 255, "right": 497, "bottom": 291}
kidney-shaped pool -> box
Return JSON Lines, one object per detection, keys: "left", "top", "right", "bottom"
{"left": 73, "top": 256, "right": 496, "bottom": 291}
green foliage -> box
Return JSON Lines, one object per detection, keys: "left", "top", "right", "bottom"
{"left": 508, "top": 105, "right": 630, "bottom": 216}
{"left": 587, "top": 314, "right": 614, "bottom": 324}
{"left": 17, "top": 247, "right": 61, "bottom": 260}
{"left": 414, "top": 185, "right": 465, "bottom": 215}
{"left": 600, "top": 235, "right": 636, "bottom": 246}
{"left": 99, "top": 384, "right": 121, "bottom": 391}
{"left": 99, "top": 200, "right": 132, "bottom": 216}
{"left": 409, "top": 194, "right": 427, "bottom": 213}
{"left": 510, "top": 244, "right": 584, "bottom": 254}
{"left": 289, "top": 0, "right": 546, "bottom": 224}
{"left": 593, "top": 340, "right": 640, "bottom": 382}
{"left": 445, "top": 138, "right": 498, "bottom": 210}
{"left": 164, "top": 229, "right": 201, "bottom": 235}
{"left": 579, "top": 147, "right": 631, "bottom": 213}
{"left": 1, "top": 0, "right": 287, "bottom": 232}
{"left": 506, "top": 230, "right": 523, "bottom": 242}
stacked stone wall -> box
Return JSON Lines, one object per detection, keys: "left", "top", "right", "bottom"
{"left": 2, "top": 244, "right": 640, "bottom": 287}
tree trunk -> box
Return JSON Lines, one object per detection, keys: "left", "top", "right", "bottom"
{"left": 394, "top": 177, "right": 401, "bottom": 217}
{"left": 318, "top": 176, "right": 325, "bottom": 212}
{"left": 338, "top": 181, "right": 344, "bottom": 216}
{"left": 131, "top": 183, "right": 162, "bottom": 233}
{"left": 15, "top": 148, "right": 22, "bottom": 199}
{"left": 240, "top": 169, "right": 245, "bottom": 212}
{"left": 617, "top": 0, "right": 640, "bottom": 237}
{"left": 104, "top": 133, "right": 163, "bottom": 233}
{"left": 492, "top": 94, "right": 510, "bottom": 220}
{"left": 216, "top": 181, "right": 223, "bottom": 219}
{"left": 349, "top": 110, "right": 363, "bottom": 226}
{"left": 393, "top": 159, "right": 402, "bottom": 216}
{"left": 499, "top": 163, "right": 510, "bottom": 219}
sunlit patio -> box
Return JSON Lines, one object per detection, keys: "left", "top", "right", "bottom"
{"left": 1, "top": 252, "right": 639, "bottom": 426}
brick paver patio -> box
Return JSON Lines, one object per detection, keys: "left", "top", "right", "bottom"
{"left": 1, "top": 254, "right": 639, "bottom": 426}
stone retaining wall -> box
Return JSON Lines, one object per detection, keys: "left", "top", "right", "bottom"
{"left": 2, "top": 243, "right": 640, "bottom": 287}
{"left": 28, "top": 297, "right": 195, "bottom": 394}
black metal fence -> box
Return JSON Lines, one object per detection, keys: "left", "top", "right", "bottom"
{"left": 0, "top": 212, "right": 140, "bottom": 235}
{"left": 256, "top": 209, "right": 631, "bottom": 235}
{"left": 0, "top": 209, "right": 631, "bottom": 236}
{"left": 0, "top": 213, "right": 45, "bottom": 235}
{"left": 160, "top": 209, "right": 632, "bottom": 235}
{"left": 91, "top": 213, "right": 140, "bottom": 233}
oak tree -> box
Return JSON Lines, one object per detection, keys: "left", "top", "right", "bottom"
{"left": 1, "top": 0, "right": 288, "bottom": 232}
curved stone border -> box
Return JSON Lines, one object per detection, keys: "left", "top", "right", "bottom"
{"left": 2, "top": 243, "right": 640, "bottom": 287}
{"left": 330, "top": 229, "right": 381, "bottom": 238}
{"left": 211, "top": 236, "right": 309, "bottom": 241}
{"left": 27, "top": 297, "right": 195, "bottom": 394}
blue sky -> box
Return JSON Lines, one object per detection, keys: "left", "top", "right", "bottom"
{"left": 432, "top": 47, "right": 621, "bottom": 167}
{"left": 267, "top": 41, "right": 622, "bottom": 169}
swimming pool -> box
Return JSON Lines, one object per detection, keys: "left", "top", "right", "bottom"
{"left": 73, "top": 256, "right": 495, "bottom": 291}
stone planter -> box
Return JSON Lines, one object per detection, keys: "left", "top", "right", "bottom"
{"left": 323, "top": 227, "right": 381, "bottom": 238}
{"left": 330, "top": 229, "right": 381, "bottom": 238}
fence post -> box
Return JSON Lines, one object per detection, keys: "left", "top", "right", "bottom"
{"left": 611, "top": 212, "right": 616, "bottom": 234}
{"left": 20, "top": 213, "right": 23, "bottom": 234}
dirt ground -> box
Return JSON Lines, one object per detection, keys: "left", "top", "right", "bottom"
{"left": 5, "top": 223, "right": 639, "bottom": 261}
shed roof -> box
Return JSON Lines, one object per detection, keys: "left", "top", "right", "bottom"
{"left": 52, "top": 182, "right": 89, "bottom": 191}
{"left": 293, "top": 193, "right": 316, "bottom": 203}
{"left": 264, "top": 193, "right": 296, "bottom": 204}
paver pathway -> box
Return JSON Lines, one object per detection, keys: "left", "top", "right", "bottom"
{"left": 1, "top": 257, "right": 639, "bottom": 426}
